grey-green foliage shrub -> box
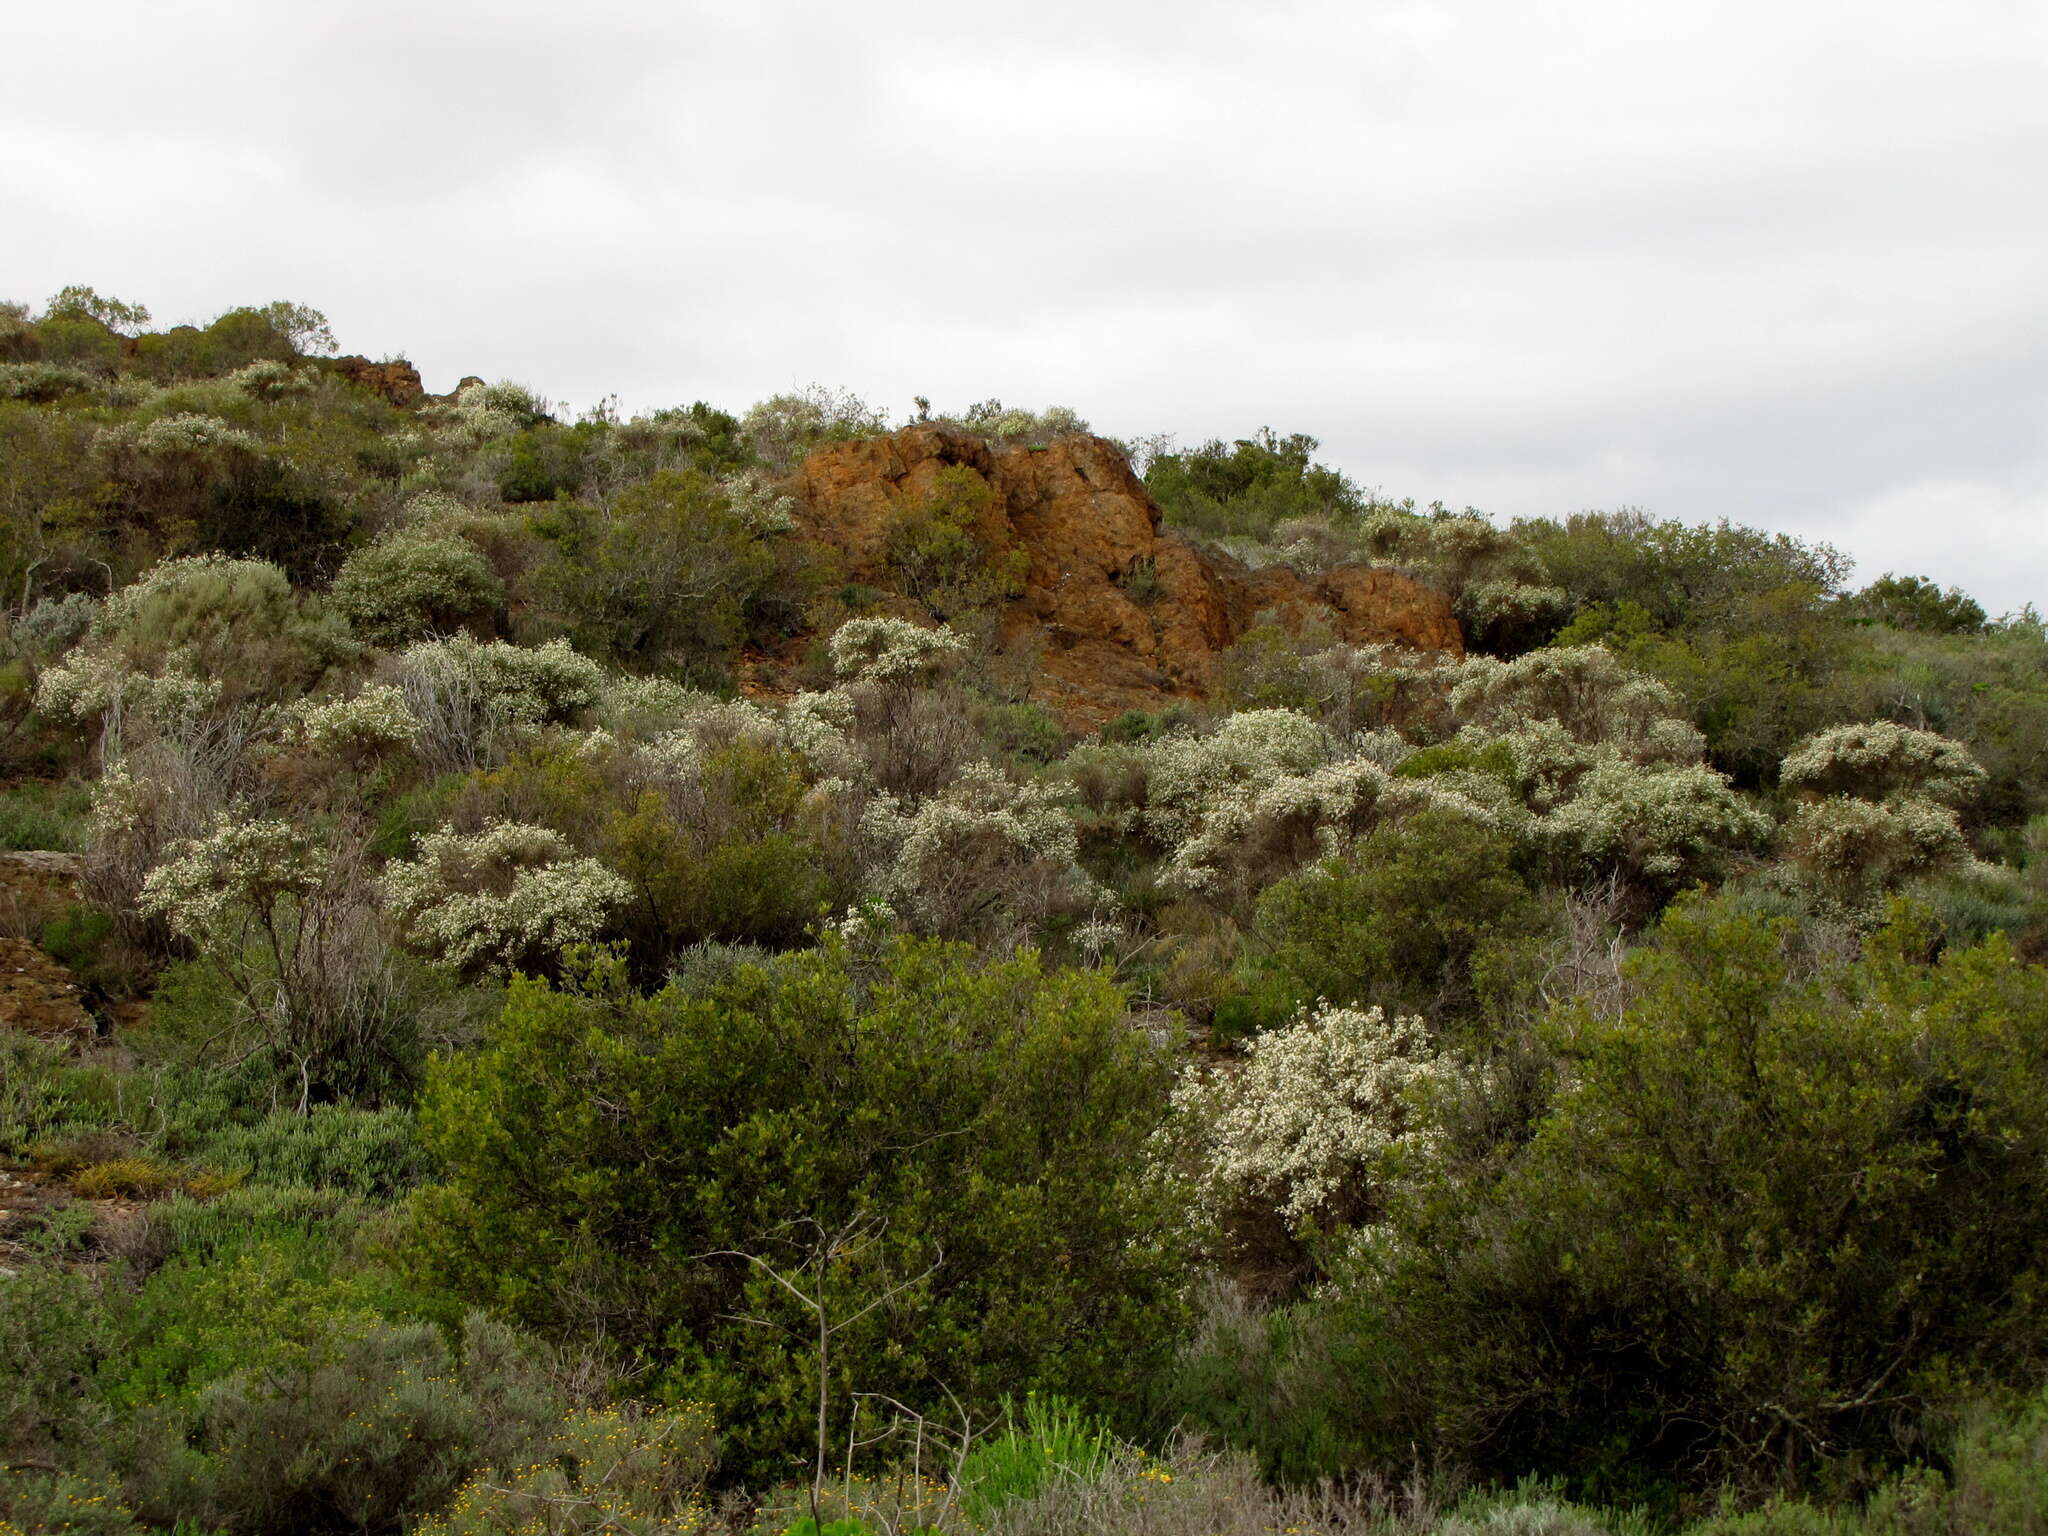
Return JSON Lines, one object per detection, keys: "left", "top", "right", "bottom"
{"left": 954, "top": 397, "right": 1090, "bottom": 445}
{"left": 0, "top": 1470, "right": 150, "bottom": 1536}
{"left": 416, "top": 1403, "right": 717, "bottom": 1536}
{"left": 405, "top": 936, "right": 1191, "bottom": 1483}
{"left": 194, "top": 1106, "right": 427, "bottom": 1201}
{"left": 1318, "top": 898, "right": 2048, "bottom": 1504}
{"left": 124, "top": 1312, "right": 560, "bottom": 1536}
{"left": 743, "top": 383, "right": 890, "bottom": 472}
{"left": 39, "top": 554, "right": 352, "bottom": 728}
{"left": 330, "top": 524, "right": 502, "bottom": 646}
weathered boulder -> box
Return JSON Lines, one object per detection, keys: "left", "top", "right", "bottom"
{"left": 793, "top": 426, "right": 1461, "bottom": 724}
{"left": 332, "top": 355, "right": 426, "bottom": 407}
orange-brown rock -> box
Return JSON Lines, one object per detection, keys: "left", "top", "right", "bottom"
{"left": 333, "top": 355, "right": 426, "bottom": 407}
{"left": 0, "top": 937, "right": 93, "bottom": 1044}
{"left": 793, "top": 426, "right": 1462, "bottom": 725}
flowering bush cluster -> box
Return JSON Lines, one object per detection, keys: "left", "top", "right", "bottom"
{"left": 827, "top": 616, "right": 968, "bottom": 686}
{"left": 330, "top": 525, "right": 502, "bottom": 646}
{"left": 864, "top": 761, "right": 1102, "bottom": 942}
{"left": 1169, "top": 1000, "right": 1450, "bottom": 1238}
{"left": 382, "top": 820, "right": 630, "bottom": 978}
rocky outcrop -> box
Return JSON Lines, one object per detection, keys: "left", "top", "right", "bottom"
{"left": 0, "top": 938, "right": 93, "bottom": 1043}
{"left": 793, "top": 426, "right": 1461, "bottom": 724}
{"left": 332, "top": 356, "right": 426, "bottom": 407}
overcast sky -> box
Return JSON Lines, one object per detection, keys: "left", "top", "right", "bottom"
{"left": 7, "top": 0, "right": 2046, "bottom": 610}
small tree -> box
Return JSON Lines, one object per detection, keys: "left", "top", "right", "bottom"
{"left": 137, "top": 812, "right": 402, "bottom": 1105}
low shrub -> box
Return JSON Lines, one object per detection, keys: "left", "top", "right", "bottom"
{"left": 956, "top": 1394, "right": 1119, "bottom": 1521}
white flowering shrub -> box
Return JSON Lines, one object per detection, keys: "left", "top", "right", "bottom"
{"left": 864, "top": 762, "right": 1102, "bottom": 943}
{"left": 431, "top": 379, "right": 550, "bottom": 444}
{"left": 1164, "top": 757, "right": 1483, "bottom": 904}
{"left": 140, "top": 812, "right": 331, "bottom": 948}
{"left": 781, "top": 689, "right": 863, "bottom": 779}
{"left": 397, "top": 635, "right": 604, "bottom": 772}
{"left": 1169, "top": 1001, "right": 1450, "bottom": 1242}
{"left": 382, "top": 821, "right": 630, "bottom": 978}
{"left": 953, "top": 399, "right": 1090, "bottom": 443}
{"left": 1454, "top": 578, "right": 1572, "bottom": 653}
{"left": 330, "top": 527, "right": 502, "bottom": 646}
{"left": 1784, "top": 795, "right": 1975, "bottom": 912}
{"left": 136, "top": 811, "right": 397, "bottom": 1099}
{"left": 0, "top": 361, "right": 98, "bottom": 402}
{"left": 721, "top": 469, "right": 799, "bottom": 534}
{"left": 1540, "top": 756, "right": 1773, "bottom": 894}
{"left": 1447, "top": 645, "right": 1703, "bottom": 763}
{"left": 37, "top": 650, "right": 221, "bottom": 732}
{"left": 286, "top": 685, "right": 421, "bottom": 760}
{"left": 740, "top": 384, "right": 890, "bottom": 471}
{"left": 1140, "top": 709, "right": 1330, "bottom": 848}
{"left": 227, "top": 358, "right": 317, "bottom": 399}
{"left": 126, "top": 412, "right": 262, "bottom": 455}
{"left": 592, "top": 675, "right": 701, "bottom": 741}
{"left": 827, "top": 616, "right": 969, "bottom": 686}
{"left": 1780, "top": 722, "right": 1985, "bottom": 807}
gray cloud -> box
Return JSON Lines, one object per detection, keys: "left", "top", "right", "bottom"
{"left": 6, "top": 0, "right": 2045, "bottom": 608}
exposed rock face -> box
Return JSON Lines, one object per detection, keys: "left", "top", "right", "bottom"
{"left": 333, "top": 355, "right": 426, "bottom": 407}
{"left": 0, "top": 937, "right": 93, "bottom": 1043}
{"left": 793, "top": 426, "right": 1462, "bottom": 724}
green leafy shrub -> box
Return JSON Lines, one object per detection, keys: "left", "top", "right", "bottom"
{"left": 1145, "top": 429, "right": 1364, "bottom": 542}
{"left": 1323, "top": 898, "right": 2048, "bottom": 1502}
{"left": 881, "top": 465, "right": 1027, "bottom": 621}
{"left": 526, "top": 469, "right": 786, "bottom": 680}
{"left": 406, "top": 937, "right": 1190, "bottom": 1482}
{"left": 1253, "top": 808, "right": 1543, "bottom": 1022}
{"left": 0, "top": 779, "right": 92, "bottom": 851}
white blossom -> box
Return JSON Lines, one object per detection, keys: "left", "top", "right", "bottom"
{"left": 382, "top": 820, "right": 629, "bottom": 977}
{"left": 827, "top": 617, "right": 967, "bottom": 685}
{"left": 287, "top": 685, "right": 421, "bottom": 757}
{"left": 1780, "top": 721, "right": 1985, "bottom": 807}
{"left": 1169, "top": 1001, "right": 1451, "bottom": 1236}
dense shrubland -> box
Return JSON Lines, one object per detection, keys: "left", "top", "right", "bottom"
{"left": 4, "top": 287, "right": 2048, "bottom": 1535}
